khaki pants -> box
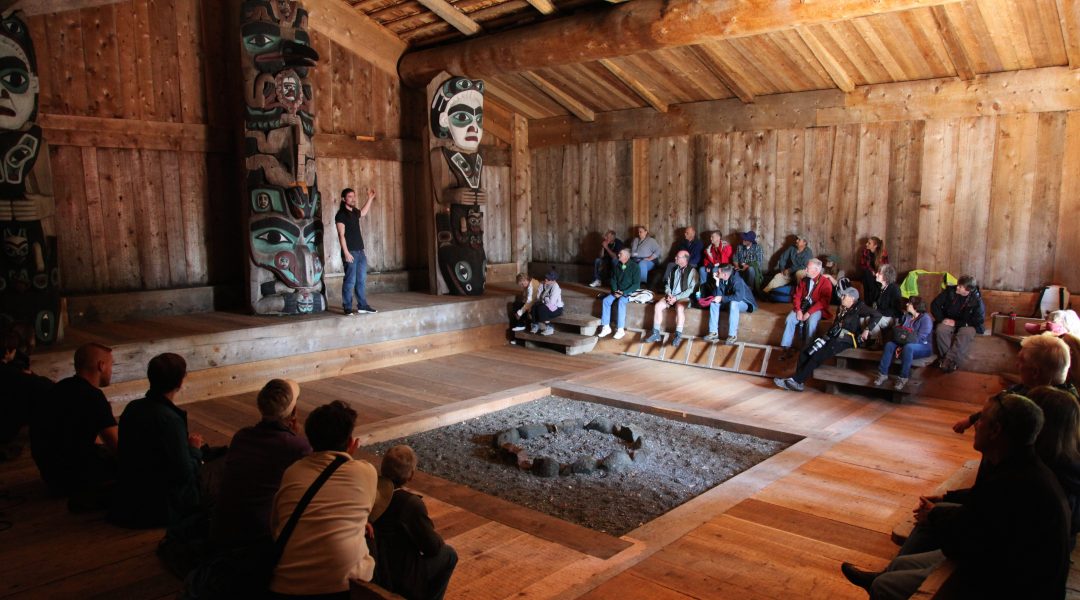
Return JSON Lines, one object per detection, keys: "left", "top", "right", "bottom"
{"left": 934, "top": 323, "right": 977, "bottom": 367}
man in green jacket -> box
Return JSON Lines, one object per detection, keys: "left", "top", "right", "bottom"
{"left": 597, "top": 248, "right": 641, "bottom": 340}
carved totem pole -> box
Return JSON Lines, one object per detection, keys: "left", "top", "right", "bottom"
{"left": 428, "top": 75, "right": 486, "bottom": 295}
{"left": 240, "top": 0, "right": 324, "bottom": 314}
{"left": 0, "top": 10, "right": 59, "bottom": 343}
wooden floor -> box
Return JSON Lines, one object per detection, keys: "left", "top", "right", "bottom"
{"left": 1, "top": 342, "right": 1074, "bottom": 599}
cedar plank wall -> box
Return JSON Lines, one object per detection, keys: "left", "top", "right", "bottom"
{"left": 530, "top": 112, "right": 1080, "bottom": 292}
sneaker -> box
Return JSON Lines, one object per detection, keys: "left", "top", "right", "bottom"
{"left": 873, "top": 372, "right": 888, "bottom": 386}
{"left": 773, "top": 377, "right": 791, "bottom": 391}
{"left": 840, "top": 562, "right": 881, "bottom": 592}
{"left": 645, "top": 331, "right": 662, "bottom": 343}
{"left": 343, "top": 309, "right": 355, "bottom": 316}
{"left": 530, "top": 323, "right": 541, "bottom": 334}
{"left": 613, "top": 328, "right": 626, "bottom": 340}
{"left": 598, "top": 325, "right": 612, "bottom": 338}
{"left": 541, "top": 325, "right": 555, "bottom": 336}
{"left": 589, "top": 279, "right": 602, "bottom": 288}
{"left": 703, "top": 332, "right": 720, "bottom": 343}
{"left": 357, "top": 305, "right": 377, "bottom": 314}
{"left": 725, "top": 335, "right": 738, "bottom": 345}
{"left": 671, "top": 331, "right": 683, "bottom": 348}
{"left": 511, "top": 326, "right": 526, "bottom": 332}
{"left": 894, "top": 377, "right": 909, "bottom": 391}
{"left": 785, "top": 378, "right": 804, "bottom": 392}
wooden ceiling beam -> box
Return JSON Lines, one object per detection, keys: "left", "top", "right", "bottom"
{"left": 931, "top": 5, "right": 975, "bottom": 80}
{"left": 399, "top": 0, "right": 965, "bottom": 86}
{"left": 597, "top": 58, "right": 668, "bottom": 112}
{"left": 8, "top": 0, "right": 124, "bottom": 15}
{"left": 1056, "top": 0, "right": 1080, "bottom": 69}
{"left": 689, "top": 45, "right": 756, "bottom": 103}
{"left": 521, "top": 72, "right": 596, "bottom": 121}
{"left": 525, "top": 0, "right": 556, "bottom": 15}
{"left": 415, "top": 0, "right": 481, "bottom": 36}
{"left": 306, "top": 0, "right": 407, "bottom": 77}
{"left": 796, "top": 27, "right": 856, "bottom": 93}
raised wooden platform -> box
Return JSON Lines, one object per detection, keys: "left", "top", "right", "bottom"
{"left": 515, "top": 329, "right": 598, "bottom": 355}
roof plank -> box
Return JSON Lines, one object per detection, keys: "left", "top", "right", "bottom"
{"left": 598, "top": 58, "right": 669, "bottom": 112}
{"left": 797, "top": 26, "right": 857, "bottom": 92}
{"left": 415, "top": 0, "right": 482, "bottom": 35}
{"left": 521, "top": 71, "right": 596, "bottom": 121}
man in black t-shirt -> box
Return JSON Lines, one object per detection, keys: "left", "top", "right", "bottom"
{"left": 30, "top": 342, "right": 117, "bottom": 500}
{"left": 335, "top": 187, "right": 377, "bottom": 315}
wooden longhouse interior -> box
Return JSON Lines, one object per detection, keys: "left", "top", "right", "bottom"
{"left": 1, "top": 0, "right": 1079, "bottom": 597}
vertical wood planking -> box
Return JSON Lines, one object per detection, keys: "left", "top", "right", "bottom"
{"left": 949, "top": 116, "right": 995, "bottom": 284}
{"left": 916, "top": 119, "right": 956, "bottom": 271}
{"left": 824, "top": 125, "right": 859, "bottom": 266}
{"left": 800, "top": 127, "right": 834, "bottom": 269}
{"left": 178, "top": 152, "right": 208, "bottom": 284}
{"left": 1027, "top": 112, "right": 1067, "bottom": 289}
{"left": 511, "top": 114, "right": 532, "bottom": 274}
{"left": 855, "top": 123, "right": 891, "bottom": 247}
{"left": 51, "top": 147, "right": 93, "bottom": 291}
{"left": 986, "top": 113, "right": 1039, "bottom": 289}
{"left": 1054, "top": 111, "right": 1080, "bottom": 286}
{"left": 80, "top": 5, "right": 123, "bottom": 118}
{"left": 175, "top": 0, "right": 206, "bottom": 123}
{"left": 158, "top": 151, "right": 188, "bottom": 285}
{"left": 148, "top": 0, "right": 182, "bottom": 122}
{"left": 79, "top": 148, "right": 110, "bottom": 289}
{"left": 886, "top": 120, "right": 923, "bottom": 275}
{"left": 133, "top": 0, "right": 158, "bottom": 120}
{"left": 105, "top": 148, "right": 145, "bottom": 289}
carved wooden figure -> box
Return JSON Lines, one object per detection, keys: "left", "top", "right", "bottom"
{"left": 0, "top": 10, "right": 58, "bottom": 343}
{"left": 240, "top": 0, "right": 324, "bottom": 314}
{"left": 428, "top": 75, "right": 486, "bottom": 295}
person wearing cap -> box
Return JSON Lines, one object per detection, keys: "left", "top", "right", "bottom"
{"left": 764, "top": 234, "right": 813, "bottom": 294}
{"left": 629, "top": 225, "right": 662, "bottom": 283}
{"left": 270, "top": 400, "right": 387, "bottom": 598}
{"left": 733, "top": 230, "right": 764, "bottom": 292}
{"left": 778, "top": 258, "right": 833, "bottom": 359}
{"left": 774, "top": 287, "right": 880, "bottom": 392}
{"left": 210, "top": 379, "right": 313, "bottom": 548}
{"left": 529, "top": 269, "right": 564, "bottom": 336}
{"left": 645, "top": 250, "right": 698, "bottom": 348}
{"left": 372, "top": 445, "right": 458, "bottom": 600}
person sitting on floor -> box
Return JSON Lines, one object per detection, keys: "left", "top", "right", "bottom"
{"left": 598, "top": 248, "right": 640, "bottom": 341}
{"left": 778, "top": 258, "right": 833, "bottom": 360}
{"left": 699, "top": 231, "right": 733, "bottom": 286}
{"left": 29, "top": 342, "right": 117, "bottom": 508}
{"left": 930, "top": 274, "right": 985, "bottom": 373}
{"left": 763, "top": 234, "right": 813, "bottom": 294}
{"left": 109, "top": 353, "right": 211, "bottom": 529}
{"left": 210, "top": 379, "right": 312, "bottom": 549}
{"left": 774, "top": 287, "right": 880, "bottom": 392}
{"left": 867, "top": 264, "right": 903, "bottom": 347}
{"left": 269, "top": 400, "right": 383, "bottom": 600}
{"left": 629, "top": 225, "right": 662, "bottom": 283}
{"left": 733, "top": 230, "right": 764, "bottom": 292}
{"left": 588, "top": 230, "right": 623, "bottom": 288}
{"left": 644, "top": 250, "right": 698, "bottom": 348}
{"left": 953, "top": 333, "right": 1076, "bottom": 434}
{"left": 510, "top": 273, "right": 541, "bottom": 332}
{"left": 858, "top": 236, "right": 889, "bottom": 306}
{"left": 873, "top": 296, "right": 933, "bottom": 391}
{"left": 372, "top": 445, "right": 458, "bottom": 600}
{"left": 840, "top": 394, "right": 1070, "bottom": 600}
{"left": 701, "top": 264, "right": 757, "bottom": 345}
{"left": 663, "top": 226, "right": 704, "bottom": 285}
{"left": 529, "top": 269, "right": 564, "bottom": 336}
{"left": 1, "top": 326, "right": 53, "bottom": 456}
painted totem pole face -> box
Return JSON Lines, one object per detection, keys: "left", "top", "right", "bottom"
{"left": 0, "top": 15, "right": 37, "bottom": 132}
{"left": 248, "top": 185, "right": 322, "bottom": 290}
{"left": 430, "top": 77, "right": 484, "bottom": 153}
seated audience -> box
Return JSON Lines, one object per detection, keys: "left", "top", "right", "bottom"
{"left": 270, "top": 400, "right": 381, "bottom": 599}
{"left": 629, "top": 225, "right": 662, "bottom": 283}
{"left": 597, "top": 248, "right": 640, "bottom": 341}
{"left": 953, "top": 333, "right": 1076, "bottom": 434}
{"left": 109, "top": 353, "right": 207, "bottom": 528}
{"left": 1027, "top": 386, "right": 1080, "bottom": 549}
{"left": 210, "top": 379, "right": 312, "bottom": 549}
{"left": 644, "top": 250, "right": 698, "bottom": 348}
{"left": 663, "top": 226, "right": 704, "bottom": 284}
{"left": 510, "top": 273, "right": 541, "bottom": 332}
{"left": 372, "top": 445, "right": 458, "bottom": 600}
{"left": 528, "top": 269, "right": 564, "bottom": 336}
{"left": 858, "top": 236, "right": 889, "bottom": 306}
{"left": 1, "top": 326, "right": 53, "bottom": 451}
{"left": 841, "top": 394, "right": 1070, "bottom": 600}
{"left": 778, "top": 258, "right": 833, "bottom": 359}
{"left": 1062, "top": 333, "right": 1080, "bottom": 389}
{"left": 733, "top": 230, "right": 764, "bottom": 292}
{"left": 930, "top": 274, "right": 985, "bottom": 373}
{"left": 29, "top": 342, "right": 117, "bottom": 504}
{"left": 701, "top": 264, "right": 757, "bottom": 345}
{"left": 763, "top": 234, "right": 812, "bottom": 294}
{"left": 874, "top": 296, "right": 933, "bottom": 391}
{"left": 588, "top": 230, "right": 623, "bottom": 288}
{"left": 699, "top": 231, "right": 733, "bottom": 285}
{"left": 774, "top": 287, "right": 879, "bottom": 392}
{"left": 822, "top": 254, "right": 852, "bottom": 305}
{"left": 867, "top": 264, "right": 903, "bottom": 346}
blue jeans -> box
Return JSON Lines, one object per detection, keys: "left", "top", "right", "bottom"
{"left": 879, "top": 341, "right": 932, "bottom": 378}
{"left": 708, "top": 300, "right": 749, "bottom": 337}
{"left": 781, "top": 310, "right": 822, "bottom": 348}
{"left": 635, "top": 259, "right": 655, "bottom": 282}
{"left": 342, "top": 250, "right": 367, "bottom": 310}
{"left": 593, "top": 257, "right": 617, "bottom": 281}
{"left": 601, "top": 294, "right": 630, "bottom": 328}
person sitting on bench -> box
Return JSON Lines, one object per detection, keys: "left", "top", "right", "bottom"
{"left": 930, "top": 274, "right": 985, "bottom": 373}
{"left": 511, "top": 273, "right": 541, "bottom": 332}
{"left": 529, "top": 270, "right": 564, "bottom": 336}
{"left": 873, "top": 296, "right": 933, "bottom": 391}
{"left": 773, "top": 287, "right": 879, "bottom": 392}
{"left": 778, "top": 259, "right": 833, "bottom": 360}
{"left": 663, "top": 226, "right": 703, "bottom": 285}
{"left": 699, "top": 230, "right": 732, "bottom": 285}
{"left": 598, "top": 248, "right": 641, "bottom": 341}
{"left": 867, "top": 264, "right": 903, "bottom": 347}
{"left": 701, "top": 264, "right": 756, "bottom": 345}
{"left": 763, "top": 234, "right": 812, "bottom": 294}
{"left": 629, "top": 225, "right": 661, "bottom": 283}
{"left": 644, "top": 250, "right": 698, "bottom": 348}
{"left": 588, "top": 230, "right": 623, "bottom": 288}
{"left": 372, "top": 445, "right": 458, "bottom": 600}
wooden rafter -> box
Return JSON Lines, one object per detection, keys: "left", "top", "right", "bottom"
{"left": 524, "top": 0, "right": 556, "bottom": 15}
{"left": 415, "top": 0, "right": 481, "bottom": 36}
{"left": 9, "top": 0, "right": 123, "bottom": 15}
{"left": 796, "top": 26, "right": 856, "bottom": 93}
{"left": 307, "top": 0, "right": 407, "bottom": 77}
{"left": 931, "top": 5, "right": 975, "bottom": 80}
{"left": 521, "top": 72, "right": 596, "bottom": 122}
{"left": 689, "top": 45, "right": 756, "bottom": 103}
{"left": 597, "top": 58, "right": 668, "bottom": 112}
{"left": 400, "top": 0, "right": 967, "bottom": 85}
{"left": 1057, "top": 0, "right": 1080, "bottom": 69}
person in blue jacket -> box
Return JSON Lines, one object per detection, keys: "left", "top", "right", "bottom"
{"left": 701, "top": 264, "right": 757, "bottom": 345}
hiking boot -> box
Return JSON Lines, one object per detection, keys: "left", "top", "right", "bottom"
{"left": 703, "top": 332, "right": 720, "bottom": 343}
{"left": 613, "top": 328, "right": 626, "bottom": 340}
{"left": 840, "top": 562, "right": 881, "bottom": 592}
{"left": 725, "top": 335, "right": 738, "bottom": 345}
{"left": 598, "top": 325, "right": 612, "bottom": 338}
{"left": 671, "top": 331, "right": 683, "bottom": 347}
{"left": 589, "top": 279, "right": 602, "bottom": 287}
{"left": 895, "top": 377, "right": 909, "bottom": 391}
{"left": 873, "top": 372, "right": 889, "bottom": 386}
{"left": 645, "top": 330, "right": 662, "bottom": 343}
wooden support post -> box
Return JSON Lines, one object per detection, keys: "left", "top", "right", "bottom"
{"left": 631, "top": 138, "right": 649, "bottom": 229}
{"left": 511, "top": 114, "right": 532, "bottom": 276}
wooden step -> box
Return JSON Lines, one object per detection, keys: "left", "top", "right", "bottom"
{"left": 812, "top": 365, "right": 923, "bottom": 403}
{"left": 836, "top": 348, "right": 938, "bottom": 368}
{"left": 551, "top": 313, "right": 602, "bottom": 335}
{"left": 515, "top": 329, "right": 599, "bottom": 356}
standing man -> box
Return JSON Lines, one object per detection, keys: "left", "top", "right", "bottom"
{"left": 336, "top": 188, "right": 377, "bottom": 315}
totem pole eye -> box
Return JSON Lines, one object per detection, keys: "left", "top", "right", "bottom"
{"left": 449, "top": 111, "right": 474, "bottom": 127}
{"left": 2, "top": 19, "right": 23, "bottom": 36}
{"left": 253, "top": 228, "right": 296, "bottom": 250}
{"left": 0, "top": 69, "right": 29, "bottom": 94}
{"left": 243, "top": 32, "right": 280, "bottom": 54}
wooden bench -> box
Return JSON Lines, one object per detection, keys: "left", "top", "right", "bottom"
{"left": 514, "top": 329, "right": 598, "bottom": 355}
{"left": 834, "top": 347, "right": 938, "bottom": 370}
{"left": 812, "top": 366, "right": 924, "bottom": 403}
{"left": 550, "top": 313, "right": 602, "bottom": 336}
